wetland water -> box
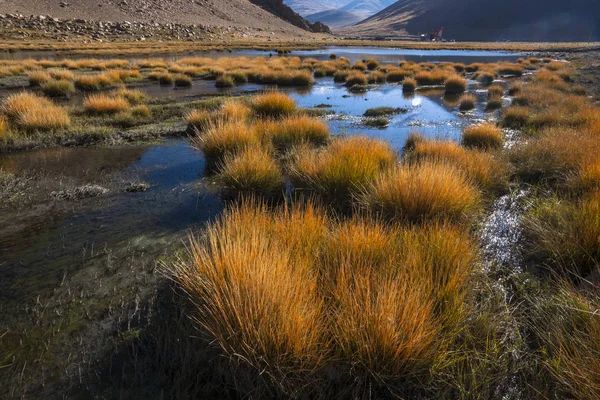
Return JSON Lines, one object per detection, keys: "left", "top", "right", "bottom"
{"left": 0, "top": 46, "right": 523, "bottom": 63}
{"left": 0, "top": 47, "right": 516, "bottom": 396}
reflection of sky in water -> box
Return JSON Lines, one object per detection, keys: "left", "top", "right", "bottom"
{"left": 290, "top": 78, "right": 482, "bottom": 150}
{"left": 1, "top": 140, "right": 223, "bottom": 300}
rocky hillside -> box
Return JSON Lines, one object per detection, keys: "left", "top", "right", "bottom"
{"left": 342, "top": 0, "right": 600, "bottom": 41}
{"left": 0, "top": 0, "right": 329, "bottom": 34}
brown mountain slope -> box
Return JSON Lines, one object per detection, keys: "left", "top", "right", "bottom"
{"left": 0, "top": 0, "right": 328, "bottom": 34}
{"left": 342, "top": 0, "right": 600, "bottom": 42}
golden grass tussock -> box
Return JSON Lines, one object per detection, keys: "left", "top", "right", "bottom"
{"left": 194, "top": 120, "right": 260, "bottom": 160}
{"left": 0, "top": 115, "right": 11, "bottom": 142}
{"left": 444, "top": 75, "right": 467, "bottom": 95}
{"left": 131, "top": 105, "right": 151, "bottom": 119}
{"left": 74, "top": 73, "right": 113, "bottom": 90}
{"left": 487, "top": 85, "right": 504, "bottom": 98}
{"left": 269, "top": 115, "right": 330, "bottom": 149}
{"left": 387, "top": 68, "right": 412, "bottom": 83}
{"left": 28, "top": 71, "right": 51, "bottom": 87}
{"left": 220, "top": 99, "right": 252, "bottom": 122}
{"left": 48, "top": 69, "right": 74, "bottom": 81}
{"left": 508, "top": 82, "right": 523, "bottom": 96}
{"left": 415, "top": 69, "right": 449, "bottom": 86}
{"left": 185, "top": 109, "right": 212, "bottom": 132}
{"left": 290, "top": 135, "right": 396, "bottom": 203}
{"left": 252, "top": 92, "right": 296, "bottom": 119}
{"left": 359, "top": 161, "right": 480, "bottom": 223}
{"left": 216, "top": 146, "right": 285, "bottom": 196}
{"left": 345, "top": 70, "right": 368, "bottom": 87}
{"left": 462, "top": 124, "right": 504, "bottom": 150}
{"left": 501, "top": 106, "right": 530, "bottom": 129}
{"left": 456, "top": 93, "right": 476, "bottom": 111}
{"left": 170, "top": 197, "right": 476, "bottom": 395}
{"left": 403, "top": 77, "right": 417, "bottom": 92}
{"left": 113, "top": 87, "right": 148, "bottom": 104}
{"left": 476, "top": 71, "right": 496, "bottom": 85}
{"left": 41, "top": 80, "right": 75, "bottom": 97}
{"left": 2, "top": 92, "right": 70, "bottom": 132}
{"left": 84, "top": 94, "right": 130, "bottom": 115}
{"left": 407, "top": 139, "right": 508, "bottom": 191}
{"left": 171, "top": 200, "right": 326, "bottom": 393}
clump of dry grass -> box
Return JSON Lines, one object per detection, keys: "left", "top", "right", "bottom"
{"left": 170, "top": 196, "right": 476, "bottom": 396}
{"left": 477, "top": 71, "right": 496, "bottom": 85}
{"left": 407, "top": 138, "right": 508, "bottom": 191}
{"left": 458, "top": 94, "right": 477, "bottom": 111}
{"left": 508, "top": 82, "right": 523, "bottom": 96}
{"left": 403, "top": 77, "right": 417, "bottom": 92}
{"left": 41, "top": 80, "right": 75, "bottom": 97}
{"left": 345, "top": 70, "right": 368, "bottom": 87}
{"left": 252, "top": 92, "right": 296, "bottom": 119}
{"left": 269, "top": 115, "right": 330, "bottom": 149}
{"left": 48, "top": 69, "right": 74, "bottom": 81}
{"left": 174, "top": 74, "right": 193, "bottom": 87}
{"left": 290, "top": 135, "right": 395, "bottom": 204}
{"left": 487, "top": 85, "right": 504, "bottom": 98}
{"left": 84, "top": 94, "right": 130, "bottom": 115}
{"left": 171, "top": 200, "right": 326, "bottom": 396}
{"left": 131, "top": 105, "right": 151, "bottom": 119}
{"left": 114, "top": 87, "right": 148, "bottom": 104}
{"left": 444, "top": 75, "right": 467, "bottom": 95}
{"left": 74, "top": 73, "right": 113, "bottom": 90}
{"left": 415, "top": 69, "right": 448, "bottom": 86}
{"left": 28, "top": 71, "right": 51, "bottom": 87}
{"left": 2, "top": 92, "right": 70, "bottom": 132}
{"left": 185, "top": 109, "right": 212, "bottom": 132}
{"left": 333, "top": 70, "right": 350, "bottom": 83}
{"left": 194, "top": 120, "right": 260, "bottom": 160}
{"left": 384, "top": 69, "right": 407, "bottom": 83}
{"left": 216, "top": 146, "right": 285, "bottom": 196}
{"left": 359, "top": 161, "right": 480, "bottom": 222}
{"left": 0, "top": 115, "right": 11, "bottom": 142}
{"left": 462, "top": 124, "right": 504, "bottom": 150}
{"left": 501, "top": 106, "right": 530, "bottom": 129}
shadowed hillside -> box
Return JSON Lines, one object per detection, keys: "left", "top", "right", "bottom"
{"left": 342, "top": 0, "right": 600, "bottom": 41}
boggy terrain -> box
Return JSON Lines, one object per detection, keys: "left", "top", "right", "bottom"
{"left": 1, "top": 47, "right": 600, "bottom": 399}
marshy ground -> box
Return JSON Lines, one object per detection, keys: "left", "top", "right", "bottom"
{"left": 1, "top": 44, "right": 600, "bottom": 399}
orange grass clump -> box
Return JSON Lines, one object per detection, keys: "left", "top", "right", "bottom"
{"left": 2, "top": 92, "right": 70, "bottom": 132}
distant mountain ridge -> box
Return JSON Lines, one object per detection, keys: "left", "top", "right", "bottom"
{"left": 341, "top": 0, "right": 600, "bottom": 41}
{"left": 288, "top": 0, "right": 394, "bottom": 30}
